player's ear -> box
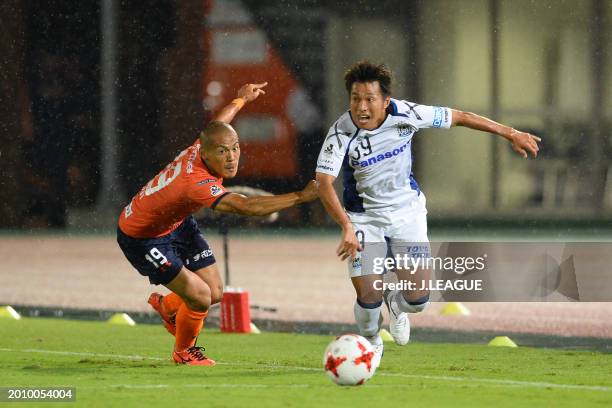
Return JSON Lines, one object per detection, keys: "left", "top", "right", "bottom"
{"left": 383, "top": 96, "right": 391, "bottom": 109}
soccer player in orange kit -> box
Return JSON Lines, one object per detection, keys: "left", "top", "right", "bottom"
{"left": 117, "top": 83, "right": 319, "bottom": 365}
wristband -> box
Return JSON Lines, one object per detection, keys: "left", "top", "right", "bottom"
{"left": 231, "top": 98, "right": 246, "bottom": 109}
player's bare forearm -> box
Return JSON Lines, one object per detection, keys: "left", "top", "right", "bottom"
{"left": 451, "top": 109, "right": 541, "bottom": 158}
{"left": 316, "top": 173, "right": 352, "bottom": 229}
{"left": 242, "top": 193, "right": 309, "bottom": 215}
{"left": 316, "top": 172, "right": 361, "bottom": 260}
{"left": 212, "top": 82, "right": 268, "bottom": 124}
{"left": 214, "top": 180, "right": 318, "bottom": 216}
{"left": 451, "top": 110, "right": 513, "bottom": 138}
{"left": 213, "top": 100, "right": 244, "bottom": 124}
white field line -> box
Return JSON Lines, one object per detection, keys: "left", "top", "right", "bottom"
{"left": 109, "top": 384, "right": 311, "bottom": 389}
{"left": 1, "top": 347, "right": 610, "bottom": 392}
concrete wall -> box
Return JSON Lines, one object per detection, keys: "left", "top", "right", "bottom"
{"left": 325, "top": 0, "right": 610, "bottom": 215}
{"left": 326, "top": 15, "right": 409, "bottom": 123}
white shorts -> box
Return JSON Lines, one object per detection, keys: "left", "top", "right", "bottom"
{"left": 347, "top": 194, "right": 430, "bottom": 278}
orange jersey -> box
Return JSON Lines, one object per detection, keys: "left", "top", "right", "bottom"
{"left": 118, "top": 140, "right": 229, "bottom": 238}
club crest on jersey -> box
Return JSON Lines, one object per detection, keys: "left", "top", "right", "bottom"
{"left": 210, "top": 185, "right": 223, "bottom": 197}
{"left": 324, "top": 144, "right": 334, "bottom": 154}
{"left": 397, "top": 123, "right": 416, "bottom": 138}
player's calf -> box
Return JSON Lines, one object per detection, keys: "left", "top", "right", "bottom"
{"left": 354, "top": 299, "right": 383, "bottom": 338}
{"left": 354, "top": 298, "right": 385, "bottom": 367}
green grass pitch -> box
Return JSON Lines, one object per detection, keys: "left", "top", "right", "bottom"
{"left": 0, "top": 318, "right": 611, "bottom": 407}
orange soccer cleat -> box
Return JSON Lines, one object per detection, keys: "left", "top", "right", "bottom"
{"left": 148, "top": 293, "right": 177, "bottom": 336}
{"left": 173, "top": 346, "right": 216, "bottom": 366}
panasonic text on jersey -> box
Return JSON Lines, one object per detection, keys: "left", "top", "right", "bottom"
{"left": 350, "top": 140, "right": 410, "bottom": 168}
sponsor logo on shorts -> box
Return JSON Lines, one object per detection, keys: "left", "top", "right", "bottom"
{"left": 210, "top": 185, "right": 223, "bottom": 197}
{"left": 406, "top": 245, "right": 431, "bottom": 257}
{"left": 351, "top": 256, "right": 362, "bottom": 271}
{"left": 193, "top": 249, "right": 213, "bottom": 262}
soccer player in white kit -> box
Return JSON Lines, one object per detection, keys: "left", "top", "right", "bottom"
{"left": 316, "top": 61, "right": 540, "bottom": 366}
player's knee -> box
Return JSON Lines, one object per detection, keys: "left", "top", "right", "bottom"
{"left": 210, "top": 283, "right": 223, "bottom": 305}
{"left": 357, "top": 293, "right": 382, "bottom": 304}
{"left": 355, "top": 285, "right": 383, "bottom": 304}
{"left": 185, "top": 298, "right": 209, "bottom": 312}
{"left": 184, "top": 287, "right": 211, "bottom": 312}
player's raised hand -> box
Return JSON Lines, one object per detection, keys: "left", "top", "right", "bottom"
{"left": 237, "top": 82, "right": 268, "bottom": 103}
{"left": 337, "top": 226, "right": 362, "bottom": 261}
{"left": 509, "top": 129, "right": 541, "bottom": 158}
{"left": 299, "top": 180, "right": 319, "bottom": 202}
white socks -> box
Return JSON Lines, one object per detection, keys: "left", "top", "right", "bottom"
{"left": 354, "top": 299, "right": 383, "bottom": 338}
{"left": 393, "top": 290, "right": 429, "bottom": 313}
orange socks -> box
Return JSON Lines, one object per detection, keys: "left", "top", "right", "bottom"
{"left": 163, "top": 292, "right": 208, "bottom": 351}
{"left": 175, "top": 303, "right": 208, "bottom": 351}
{"left": 162, "top": 292, "right": 184, "bottom": 315}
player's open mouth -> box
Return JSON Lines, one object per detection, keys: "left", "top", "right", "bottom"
{"left": 358, "top": 115, "right": 370, "bottom": 124}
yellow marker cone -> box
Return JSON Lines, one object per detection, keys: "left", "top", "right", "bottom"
{"left": 440, "top": 302, "right": 471, "bottom": 316}
{"left": 379, "top": 329, "right": 394, "bottom": 342}
{"left": 249, "top": 322, "right": 261, "bottom": 334}
{"left": 0, "top": 306, "right": 21, "bottom": 320}
{"left": 488, "top": 336, "right": 518, "bottom": 347}
{"left": 107, "top": 313, "right": 136, "bottom": 326}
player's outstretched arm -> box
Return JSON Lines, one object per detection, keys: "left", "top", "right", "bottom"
{"left": 316, "top": 172, "right": 362, "bottom": 261}
{"left": 213, "top": 82, "right": 268, "bottom": 124}
{"left": 213, "top": 180, "right": 318, "bottom": 216}
{"left": 451, "top": 109, "right": 541, "bottom": 158}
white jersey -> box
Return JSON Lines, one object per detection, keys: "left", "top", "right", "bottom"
{"left": 316, "top": 98, "right": 453, "bottom": 213}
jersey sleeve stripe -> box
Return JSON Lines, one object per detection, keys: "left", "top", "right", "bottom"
{"left": 211, "top": 192, "right": 231, "bottom": 209}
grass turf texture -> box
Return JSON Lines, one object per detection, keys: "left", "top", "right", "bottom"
{"left": 0, "top": 318, "right": 611, "bottom": 407}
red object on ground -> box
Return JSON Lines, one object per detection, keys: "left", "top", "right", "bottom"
{"left": 220, "top": 290, "right": 251, "bottom": 333}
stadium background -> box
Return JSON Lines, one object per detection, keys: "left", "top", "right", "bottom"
{"left": 0, "top": 0, "right": 611, "bottom": 339}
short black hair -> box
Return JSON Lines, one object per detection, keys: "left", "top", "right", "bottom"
{"left": 344, "top": 61, "right": 392, "bottom": 96}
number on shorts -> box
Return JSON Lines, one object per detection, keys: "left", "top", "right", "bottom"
{"left": 145, "top": 248, "right": 168, "bottom": 268}
{"left": 355, "top": 230, "right": 365, "bottom": 250}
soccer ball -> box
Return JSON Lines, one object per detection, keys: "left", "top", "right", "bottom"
{"left": 323, "top": 334, "right": 376, "bottom": 386}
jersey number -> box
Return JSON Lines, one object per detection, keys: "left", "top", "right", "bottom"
{"left": 144, "top": 162, "right": 182, "bottom": 196}
{"left": 351, "top": 136, "right": 372, "bottom": 160}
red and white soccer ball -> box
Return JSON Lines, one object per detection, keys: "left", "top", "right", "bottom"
{"left": 323, "top": 334, "right": 376, "bottom": 386}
